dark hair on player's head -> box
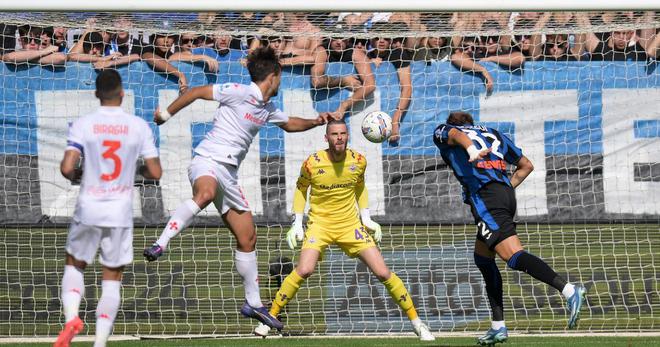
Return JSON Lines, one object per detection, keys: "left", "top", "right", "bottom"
{"left": 325, "top": 118, "right": 347, "bottom": 133}
{"left": 95, "top": 69, "right": 123, "bottom": 101}
{"left": 446, "top": 111, "right": 474, "bottom": 126}
{"left": 247, "top": 46, "right": 281, "bottom": 83}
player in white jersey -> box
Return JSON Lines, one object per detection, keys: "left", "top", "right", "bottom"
{"left": 55, "top": 70, "right": 162, "bottom": 347}
{"left": 143, "top": 47, "right": 331, "bottom": 329}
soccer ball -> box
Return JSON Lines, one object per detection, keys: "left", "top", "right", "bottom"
{"left": 361, "top": 111, "right": 392, "bottom": 143}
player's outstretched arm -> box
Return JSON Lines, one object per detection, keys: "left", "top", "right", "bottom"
{"left": 510, "top": 155, "right": 534, "bottom": 188}
{"left": 154, "top": 85, "right": 215, "bottom": 125}
{"left": 60, "top": 150, "right": 82, "bottom": 182}
{"left": 447, "top": 128, "right": 490, "bottom": 162}
{"left": 278, "top": 113, "right": 332, "bottom": 132}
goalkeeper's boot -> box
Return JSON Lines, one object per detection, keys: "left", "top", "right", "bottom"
{"left": 143, "top": 243, "right": 164, "bottom": 262}
{"left": 567, "top": 284, "right": 587, "bottom": 329}
{"left": 240, "top": 301, "right": 284, "bottom": 330}
{"left": 54, "top": 316, "right": 84, "bottom": 347}
{"left": 254, "top": 322, "right": 271, "bottom": 337}
{"left": 412, "top": 322, "right": 435, "bottom": 341}
{"left": 477, "top": 326, "right": 508, "bottom": 346}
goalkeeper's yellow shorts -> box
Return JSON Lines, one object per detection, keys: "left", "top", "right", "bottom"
{"left": 301, "top": 220, "right": 375, "bottom": 258}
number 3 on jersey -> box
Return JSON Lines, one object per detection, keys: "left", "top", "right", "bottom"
{"left": 101, "top": 140, "right": 122, "bottom": 181}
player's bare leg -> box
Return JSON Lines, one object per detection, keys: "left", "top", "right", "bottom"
{"left": 55, "top": 255, "right": 87, "bottom": 347}
{"left": 144, "top": 176, "right": 215, "bottom": 261}
{"left": 358, "top": 247, "right": 435, "bottom": 341}
{"left": 93, "top": 266, "right": 123, "bottom": 347}
{"left": 223, "top": 208, "right": 283, "bottom": 330}
{"left": 495, "top": 235, "right": 586, "bottom": 330}
{"left": 255, "top": 248, "right": 321, "bottom": 337}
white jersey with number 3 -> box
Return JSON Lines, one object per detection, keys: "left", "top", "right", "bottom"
{"left": 66, "top": 106, "right": 159, "bottom": 227}
{"left": 193, "top": 82, "right": 289, "bottom": 166}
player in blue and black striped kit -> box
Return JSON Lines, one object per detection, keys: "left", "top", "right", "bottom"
{"left": 433, "top": 111, "right": 586, "bottom": 346}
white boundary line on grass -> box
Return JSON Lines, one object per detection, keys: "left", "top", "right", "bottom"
{"left": 2, "top": 332, "right": 659, "bottom": 344}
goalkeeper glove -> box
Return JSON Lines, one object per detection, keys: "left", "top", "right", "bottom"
{"left": 360, "top": 208, "right": 382, "bottom": 243}
{"left": 286, "top": 213, "right": 304, "bottom": 249}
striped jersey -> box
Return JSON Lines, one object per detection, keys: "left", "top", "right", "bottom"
{"left": 433, "top": 123, "right": 523, "bottom": 197}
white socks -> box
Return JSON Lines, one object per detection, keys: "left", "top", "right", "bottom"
{"left": 235, "top": 250, "right": 262, "bottom": 308}
{"left": 61, "top": 265, "right": 84, "bottom": 323}
{"left": 94, "top": 280, "right": 121, "bottom": 347}
{"left": 411, "top": 317, "right": 422, "bottom": 329}
{"left": 491, "top": 320, "right": 506, "bottom": 330}
{"left": 562, "top": 283, "right": 576, "bottom": 299}
{"left": 157, "top": 199, "right": 201, "bottom": 249}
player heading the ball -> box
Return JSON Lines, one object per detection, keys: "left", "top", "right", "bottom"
{"left": 143, "top": 46, "right": 332, "bottom": 330}
{"left": 55, "top": 70, "right": 162, "bottom": 347}
{"left": 254, "top": 119, "right": 435, "bottom": 341}
{"left": 433, "top": 111, "right": 587, "bottom": 346}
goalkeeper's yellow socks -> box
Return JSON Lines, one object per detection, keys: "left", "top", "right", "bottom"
{"left": 270, "top": 269, "right": 305, "bottom": 317}
{"left": 382, "top": 272, "right": 419, "bottom": 321}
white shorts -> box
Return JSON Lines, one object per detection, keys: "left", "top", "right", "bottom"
{"left": 188, "top": 155, "right": 251, "bottom": 214}
{"left": 65, "top": 220, "right": 133, "bottom": 268}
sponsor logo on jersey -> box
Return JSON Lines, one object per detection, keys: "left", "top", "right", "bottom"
{"left": 349, "top": 164, "right": 357, "bottom": 172}
{"left": 244, "top": 113, "right": 265, "bottom": 125}
{"left": 476, "top": 160, "right": 507, "bottom": 170}
{"left": 308, "top": 237, "right": 316, "bottom": 244}
{"left": 319, "top": 182, "right": 353, "bottom": 190}
{"left": 317, "top": 168, "right": 326, "bottom": 175}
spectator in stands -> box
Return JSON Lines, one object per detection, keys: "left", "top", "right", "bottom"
{"left": 53, "top": 27, "right": 68, "bottom": 52}
{"left": 413, "top": 36, "right": 451, "bottom": 62}
{"left": 0, "top": 24, "right": 17, "bottom": 58}
{"left": 272, "top": 12, "right": 322, "bottom": 61}
{"left": 2, "top": 25, "right": 66, "bottom": 65}
{"left": 367, "top": 34, "right": 413, "bottom": 145}
{"left": 141, "top": 33, "right": 188, "bottom": 93}
{"left": 193, "top": 27, "right": 244, "bottom": 62}
{"left": 249, "top": 33, "right": 316, "bottom": 67}
{"left": 67, "top": 31, "right": 122, "bottom": 67}
{"left": 526, "top": 13, "right": 582, "bottom": 61}
{"left": 577, "top": 13, "right": 660, "bottom": 61}
{"left": 169, "top": 33, "right": 219, "bottom": 72}
{"left": 450, "top": 22, "right": 525, "bottom": 94}
{"left": 530, "top": 34, "right": 582, "bottom": 61}
{"left": 311, "top": 36, "right": 375, "bottom": 120}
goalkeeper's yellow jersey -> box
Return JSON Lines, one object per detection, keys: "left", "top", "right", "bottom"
{"left": 294, "top": 148, "right": 368, "bottom": 230}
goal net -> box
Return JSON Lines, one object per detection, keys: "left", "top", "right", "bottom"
{"left": 0, "top": 10, "right": 659, "bottom": 337}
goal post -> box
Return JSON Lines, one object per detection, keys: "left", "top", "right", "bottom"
{"left": 0, "top": 7, "right": 659, "bottom": 339}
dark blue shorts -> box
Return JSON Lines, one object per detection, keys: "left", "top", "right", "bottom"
{"left": 468, "top": 182, "right": 518, "bottom": 249}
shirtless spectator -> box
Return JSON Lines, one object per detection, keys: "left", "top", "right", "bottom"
{"left": 169, "top": 32, "right": 219, "bottom": 72}
{"left": 141, "top": 33, "right": 188, "bottom": 93}
{"left": 311, "top": 37, "right": 375, "bottom": 120}
{"left": 249, "top": 33, "right": 315, "bottom": 66}
{"left": 2, "top": 26, "right": 66, "bottom": 65}
{"left": 273, "top": 12, "right": 322, "bottom": 62}
{"left": 368, "top": 35, "right": 413, "bottom": 145}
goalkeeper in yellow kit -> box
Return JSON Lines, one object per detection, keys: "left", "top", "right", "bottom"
{"left": 254, "top": 119, "right": 434, "bottom": 341}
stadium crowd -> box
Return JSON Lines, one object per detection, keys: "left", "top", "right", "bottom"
{"left": 0, "top": 11, "right": 658, "bottom": 143}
